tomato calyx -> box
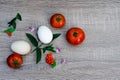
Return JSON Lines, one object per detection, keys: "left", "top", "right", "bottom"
{"left": 73, "top": 32, "right": 78, "bottom": 37}
{"left": 13, "top": 60, "right": 19, "bottom": 67}
{"left": 7, "top": 53, "right": 23, "bottom": 69}
{"left": 56, "top": 16, "right": 61, "bottom": 22}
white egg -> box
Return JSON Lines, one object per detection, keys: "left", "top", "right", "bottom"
{"left": 37, "top": 25, "right": 53, "bottom": 44}
{"left": 11, "top": 40, "right": 31, "bottom": 55}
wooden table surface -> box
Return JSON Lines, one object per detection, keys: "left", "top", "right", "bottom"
{"left": 0, "top": 0, "right": 120, "bottom": 80}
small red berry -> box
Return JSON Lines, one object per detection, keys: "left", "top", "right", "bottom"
{"left": 6, "top": 32, "right": 12, "bottom": 37}
{"left": 46, "top": 53, "right": 55, "bottom": 65}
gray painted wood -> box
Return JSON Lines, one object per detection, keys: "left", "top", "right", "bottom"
{"left": 0, "top": 0, "right": 120, "bottom": 80}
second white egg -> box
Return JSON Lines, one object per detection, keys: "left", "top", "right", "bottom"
{"left": 11, "top": 40, "right": 31, "bottom": 55}
{"left": 37, "top": 25, "right": 53, "bottom": 44}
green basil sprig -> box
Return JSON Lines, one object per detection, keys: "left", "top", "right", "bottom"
{"left": 26, "top": 33, "right": 61, "bottom": 64}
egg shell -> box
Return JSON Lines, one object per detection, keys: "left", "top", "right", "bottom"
{"left": 11, "top": 41, "right": 31, "bottom": 55}
{"left": 37, "top": 25, "right": 53, "bottom": 44}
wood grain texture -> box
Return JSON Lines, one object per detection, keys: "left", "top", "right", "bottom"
{"left": 0, "top": 0, "right": 120, "bottom": 80}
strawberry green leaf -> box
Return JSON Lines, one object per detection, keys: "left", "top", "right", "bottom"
{"left": 11, "top": 21, "right": 16, "bottom": 29}
{"left": 52, "top": 33, "right": 61, "bottom": 41}
{"left": 4, "top": 27, "right": 15, "bottom": 33}
{"left": 8, "top": 13, "right": 22, "bottom": 28}
{"left": 16, "top": 13, "right": 22, "bottom": 21}
{"left": 51, "top": 60, "right": 56, "bottom": 68}
{"left": 26, "top": 33, "right": 38, "bottom": 47}
{"left": 36, "top": 48, "right": 42, "bottom": 64}
{"left": 8, "top": 18, "right": 16, "bottom": 27}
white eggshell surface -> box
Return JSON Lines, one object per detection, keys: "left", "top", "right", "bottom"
{"left": 11, "top": 41, "right": 31, "bottom": 55}
{"left": 37, "top": 26, "right": 53, "bottom": 44}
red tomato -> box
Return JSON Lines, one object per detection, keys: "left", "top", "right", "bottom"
{"left": 66, "top": 27, "right": 85, "bottom": 45}
{"left": 50, "top": 13, "right": 66, "bottom": 28}
{"left": 7, "top": 53, "right": 23, "bottom": 69}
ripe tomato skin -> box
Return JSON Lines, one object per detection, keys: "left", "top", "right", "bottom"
{"left": 7, "top": 53, "right": 23, "bottom": 69}
{"left": 50, "top": 13, "right": 66, "bottom": 28}
{"left": 66, "top": 27, "right": 85, "bottom": 45}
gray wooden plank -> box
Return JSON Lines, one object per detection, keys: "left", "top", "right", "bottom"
{"left": 0, "top": 0, "right": 120, "bottom": 80}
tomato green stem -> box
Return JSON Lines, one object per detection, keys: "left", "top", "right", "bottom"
{"left": 56, "top": 16, "right": 61, "bottom": 22}
{"left": 13, "top": 60, "right": 19, "bottom": 67}
{"left": 73, "top": 32, "right": 78, "bottom": 37}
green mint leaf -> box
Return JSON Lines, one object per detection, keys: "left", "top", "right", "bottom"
{"left": 16, "top": 13, "right": 22, "bottom": 21}
{"left": 51, "top": 60, "right": 56, "bottom": 68}
{"left": 26, "top": 33, "right": 38, "bottom": 47}
{"left": 4, "top": 27, "right": 15, "bottom": 33}
{"left": 36, "top": 48, "right": 42, "bottom": 64}
{"left": 52, "top": 33, "right": 61, "bottom": 41}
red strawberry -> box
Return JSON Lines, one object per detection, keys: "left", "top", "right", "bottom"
{"left": 6, "top": 32, "right": 12, "bottom": 37}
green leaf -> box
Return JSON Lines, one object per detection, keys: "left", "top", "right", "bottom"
{"left": 43, "top": 48, "right": 46, "bottom": 53}
{"left": 52, "top": 33, "right": 61, "bottom": 41}
{"left": 8, "top": 18, "right": 16, "bottom": 27}
{"left": 36, "top": 48, "right": 42, "bottom": 64}
{"left": 11, "top": 21, "right": 16, "bottom": 29}
{"left": 51, "top": 60, "right": 56, "bottom": 68}
{"left": 48, "top": 49, "right": 56, "bottom": 52}
{"left": 4, "top": 27, "right": 15, "bottom": 33}
{"left": 43, "top": 44, "right": 56, "bottom": 53}
{"left": 16, "top": 13, "right": 22, "bottom": 21}
{"left": 8, "top": 13, "right": 22, "bottom": 28}
{"left": 26, "top": 33, "right": 38, "bottom": 47}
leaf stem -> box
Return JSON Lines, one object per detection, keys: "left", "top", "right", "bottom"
{"left": 38, "top": 43, "right": 43, "bottom": 47}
